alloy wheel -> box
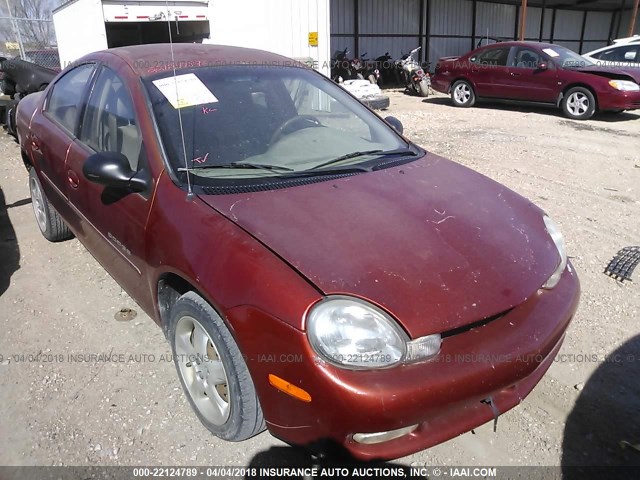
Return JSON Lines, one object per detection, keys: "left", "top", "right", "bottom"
{"left": 174, "top": 315, "right": 230, "bottom": 425}
{"left": 454, "top": 83, "right": 471, "bottom": 104}
{"left": 566, "top": 92, "right": 589, "bottom": 116}
{"left": 29, "top": 175, "right": 47, "bottom": 233}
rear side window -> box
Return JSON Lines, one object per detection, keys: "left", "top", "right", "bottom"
{"left": 80, "top": 67, "right": 142, "bottom": 171}
{"left": 46, "top": 63, "right": 95, "bottom": 134}
{"left": 472, "top": 47, "right": 510, "bottom": 66}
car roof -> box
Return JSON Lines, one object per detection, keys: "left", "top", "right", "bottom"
{"left": 478, "top": 41, "right": 558, "bottom": 50}
{"left": 584, "top": 40, "right": 640, "bottom": 56}
{"left": 96, "top": 43, "right": 306, "bottom": 78}
{"left": 612, "top": 35, "right": 640, "bottom": 45}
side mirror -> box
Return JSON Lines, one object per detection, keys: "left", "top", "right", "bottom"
{"left": 83, "top": 151, "right": 147, "bottom": 192}
{"left": 537, "top": 62, "right": 549, "bottom": 71}
{"left": 385, "top": 116, "right": 404, "bottom": 135}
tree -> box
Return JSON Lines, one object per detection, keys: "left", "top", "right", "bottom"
{"left": 0, "top": 0, "right": 63, "bottom": 51}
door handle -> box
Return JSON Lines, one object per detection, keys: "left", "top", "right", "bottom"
{"left": 67, "top": 170, "right": 79, "bottom": 189}
{"left": 510, "top": 72, "right": 522, "bottom": 77}
{"left": 31, "top": 136, "right": 41, "bottom": 151}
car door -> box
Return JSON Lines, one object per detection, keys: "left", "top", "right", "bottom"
{"left": 505, "top": 47, "right": 559, "bottom": 102}
{"left": 64, "top": 64, "right": 152, "bottom": 302}
{"left": 31, "top": 63, "right": 96, "bottom": 214}
{"left": 467, "top": 46, "right": 512, "bottom": 98}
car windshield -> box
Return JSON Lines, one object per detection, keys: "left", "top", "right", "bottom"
{"left": 144, "top": 65, "right": 409, "bottom": 184}
{"left": 541, "top": 45, "right": 595, "bottom": 68}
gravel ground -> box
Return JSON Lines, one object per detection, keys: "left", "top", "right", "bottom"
{"left": 0, "top": 89, "right": 639, "bottom": 471}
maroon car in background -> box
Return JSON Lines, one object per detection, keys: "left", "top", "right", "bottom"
{"left": 15, "top": 44, "right": 579, "bottom": 460}
{"left": 432, "top": 41, "right": 640, "bottom": 120}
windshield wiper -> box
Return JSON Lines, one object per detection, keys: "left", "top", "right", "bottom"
{"left": 179, "top": 162, "right": 293, "bottom": 172}
{"left": 310, "top": 148, "right": 417, "bottom": 171}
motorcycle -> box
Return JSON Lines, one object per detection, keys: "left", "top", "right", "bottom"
{"left": 331, "top": 48, "right": 353, "bottom": 83}
{"left": 355, "top": 52, "right": 381, "bottom": 85}
{"left": 396, "top": 46, "right": 430, "bottom": 97}
{"left": 374, "top": 52, "right": 395, "bottom": 86}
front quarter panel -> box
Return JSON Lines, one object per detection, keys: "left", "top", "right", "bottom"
{"left": 145, "top": 173, "right": 322, "bottom": 332}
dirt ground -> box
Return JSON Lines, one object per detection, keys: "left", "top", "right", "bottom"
{"left": 0, "top": 89, "right": 639, "bottom": 471}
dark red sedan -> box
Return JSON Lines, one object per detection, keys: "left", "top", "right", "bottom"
{"left": 16, "top": 44, "right": 579, "bottom": 460}
{"left": 432, "top": 41, "right": 640, "bottom": 120}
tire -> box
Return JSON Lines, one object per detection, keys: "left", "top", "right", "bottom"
{"left": 169, "top": 291, "right": 265, "bottom": 441}
{"left": 28, "top": 168, "right": 73, "bottom": 242}
{"left": 418, "top": 80, "right": 430, "bottom": 98}
{"left": 451, "top": 80, "right": 475, "bottom": 107}
{"left": 367, "top": 74, "right": 376, "bottom": 84}
{"left": 561, "top": 87, "right": 596, "bottom": 120}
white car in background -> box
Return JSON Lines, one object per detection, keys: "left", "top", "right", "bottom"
{"left": 584, "top": 36, "right": 640, "bottom": 68}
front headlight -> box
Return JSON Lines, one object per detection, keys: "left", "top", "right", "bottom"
{"left": 609, "top": 80, "right": 640, "bottom": 92}
{"left": 543, "top": 215, "right": 568, "bottom": 289}
{"left": 307, "top": 296, "right": 443, "bottom": 369}
{"left": 307, "top": 297, "right": 407, "bottom": 369}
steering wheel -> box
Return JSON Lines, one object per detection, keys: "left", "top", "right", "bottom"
{"left": 270, "top": 115, "right": 322, "bottom": 145}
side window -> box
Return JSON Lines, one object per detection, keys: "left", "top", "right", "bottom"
{"left": 80, "top": 67, "right": 142, "bottom": 171}
{"left": 474, "top": 47, "right": 510, "bottom": 66}
{"left": 513, "top": 48, "right": 543, "bottom": 69}
{"left": 46, "top": 63, "right": 95, "bottom": 134}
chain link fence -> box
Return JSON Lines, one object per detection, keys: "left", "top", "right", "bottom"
{"left": 0, "top": 0, "right": 59, "bottom": 69}
{"left": 0, "top": 16, "right": 58, "bottom": 69}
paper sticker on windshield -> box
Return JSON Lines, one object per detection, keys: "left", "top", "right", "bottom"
{"left": 152, "top": 73, "right": 218, "bottom": 109}
{"left": 542, "top": 48, "right": 560, "bottom": 58}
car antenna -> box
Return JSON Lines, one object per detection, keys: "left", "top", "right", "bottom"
{"left": 164, "top": 1, "right": 194, "bottom": 201}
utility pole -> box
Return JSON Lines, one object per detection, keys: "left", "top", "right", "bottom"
{"left": 629, "top": 0, "right": 639, "bottom": 37}
{"left": 519, "top": 0, "right": 528, "bottom": 41}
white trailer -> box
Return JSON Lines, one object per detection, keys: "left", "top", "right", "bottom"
{"left": 52, "top": 0, "right": 330, "bottom": 76}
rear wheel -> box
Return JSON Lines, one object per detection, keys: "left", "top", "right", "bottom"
{"left": 28, "top": 168, "right": 73, "bottom": 242}
{"left": 451, "top": 80, "right": 475, "bottom": 107}
{"left": 561, "top": 87, "right": 596, "bottom": 120}
{"left": 169, "top": 291, "right": 265, "bottom": 441}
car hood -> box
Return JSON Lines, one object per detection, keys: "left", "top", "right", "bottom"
{"left": 574, "top": 66, "right": 640, "bottom": 83}
{"left": 199, "top": 154, "right": 560, "bottom": 337}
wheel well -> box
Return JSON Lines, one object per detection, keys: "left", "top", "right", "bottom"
{"left": 559, "top": 84, "right": 598, "bottom": 109}
{"left": 449, "top": 77, "right": 474, "bottom": 94}
{"left": 157, "top": 273, "right": 196, "bottom": 335}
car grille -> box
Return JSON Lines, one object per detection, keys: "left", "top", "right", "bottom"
{"left": 441, "top": 308, "right": 513, "bottom": 339}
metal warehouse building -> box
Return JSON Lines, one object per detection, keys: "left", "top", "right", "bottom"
{"left": 330, "top": 0, "right": 640, "bottom": 66}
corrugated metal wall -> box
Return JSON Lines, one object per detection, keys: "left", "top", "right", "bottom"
{"left": 330, "top": 0, "right": 637, "bottom": 66}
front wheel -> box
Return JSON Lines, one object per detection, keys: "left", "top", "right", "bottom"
{"left": 169, "top": 291, "right": 265, "bottom": 441}
{"left": 451, "top": 80, "right": 475, "bottom": 107}
{"left": 561, "top": 87, "right": 596, "bottom": 120}
{"left": 417, "top": 80, "right": 430, "bottom": 97}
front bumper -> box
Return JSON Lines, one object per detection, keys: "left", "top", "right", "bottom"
{"left": 597, "top": 88, "right": 640, "bottom": 111}
{"left": 227, "top": 263, "right": 580, "bottom": 461}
